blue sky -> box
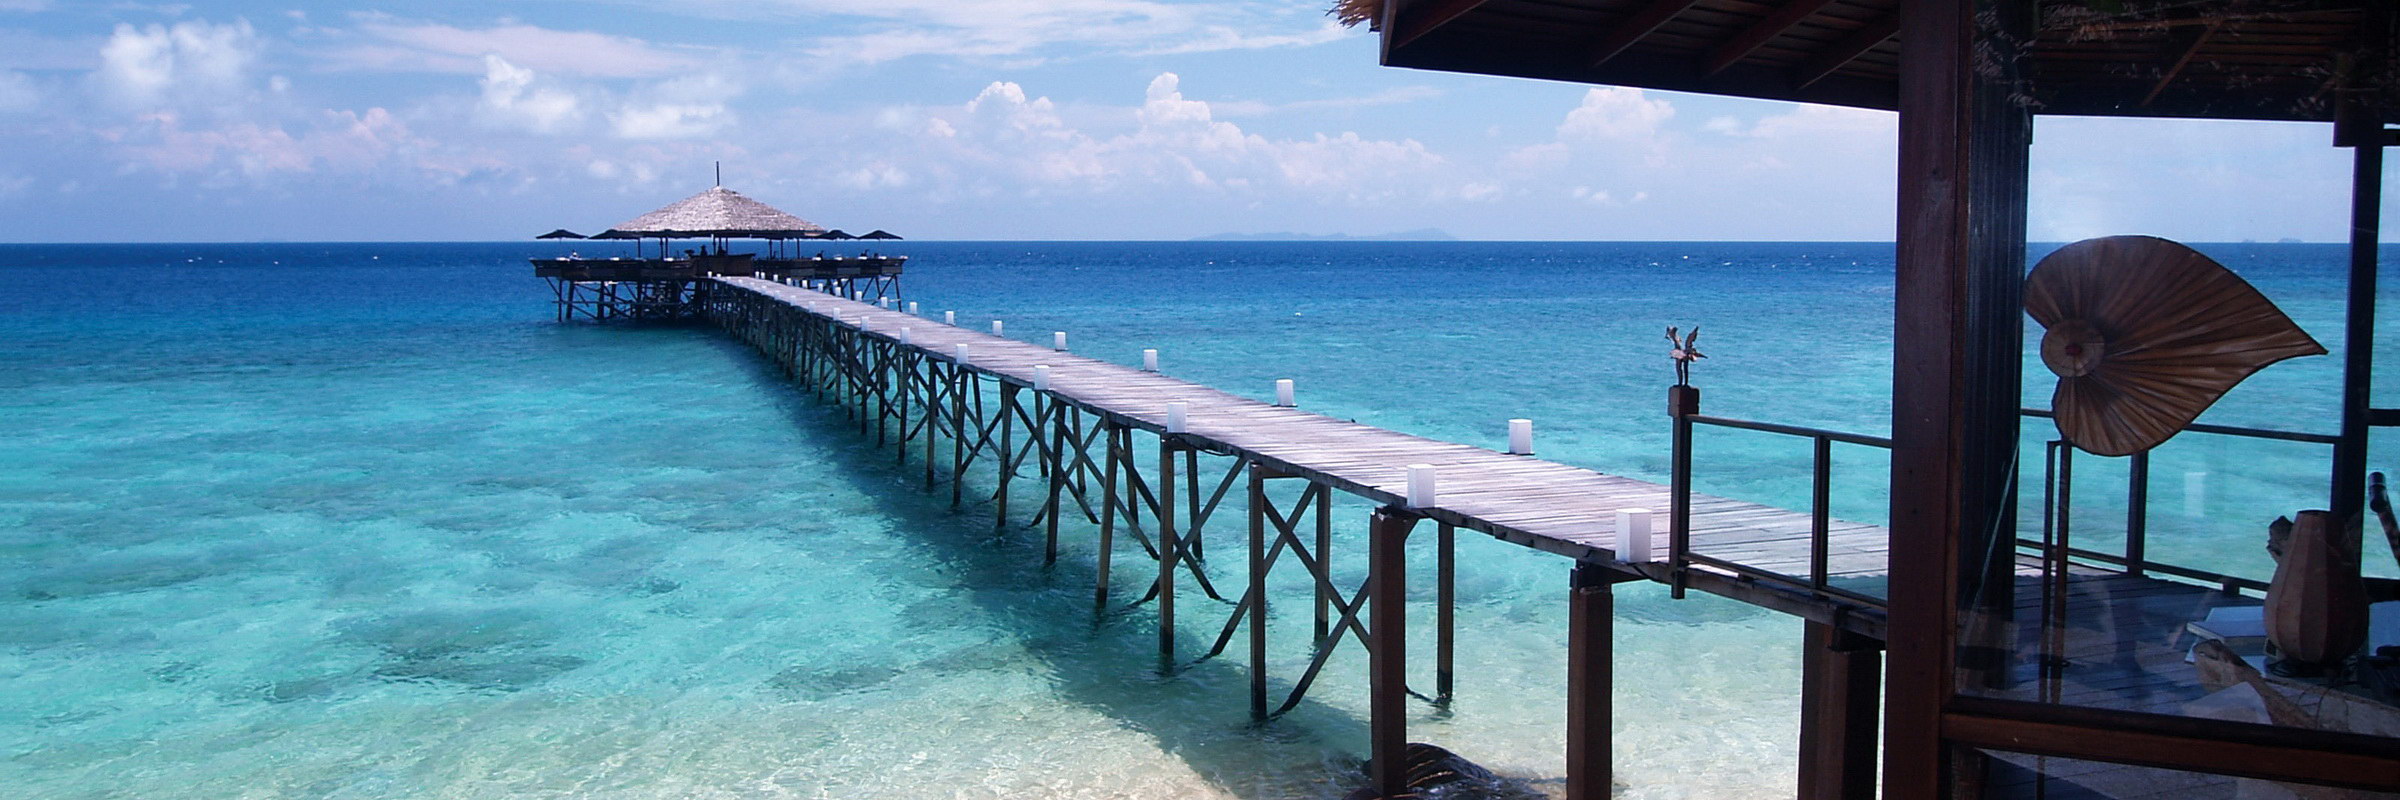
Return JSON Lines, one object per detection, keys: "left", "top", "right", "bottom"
{"left": 0, "top": 1, "right": 2388, "bottom": 242}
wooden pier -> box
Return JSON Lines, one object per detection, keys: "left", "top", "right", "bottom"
{"left": 693, "top": 274, "right": 1898, "bottom": 799}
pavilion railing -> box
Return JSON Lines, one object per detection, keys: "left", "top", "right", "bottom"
{"left": 1666, "top": 395, "right": 2338, "bottom": 614}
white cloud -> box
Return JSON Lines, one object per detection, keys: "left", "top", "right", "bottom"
{"left": 477, "top": 55, "right": 584, "bottom": 134}
{"left": 732, "top": 0, "right": 1347, "bottom": 65}
{"left": 898, "top": 72, "right": 1446, "bottom": 201}
{"left": 0, "top": 69, "right": 38, "bottom": 113}
{"left": 610, "top": 102, "right": 728, "bottom": 139}
{"left": 109, "top": 106, "right": 428, "bottom": 178}
{"left": 96, "top": 19, "right": 257, "bottom": 109}
{"left": 1557, "top": 86, "right": 1674, "bottom": 141}
{"left": 330, "top": 19, "right": 708, "bottom": 79}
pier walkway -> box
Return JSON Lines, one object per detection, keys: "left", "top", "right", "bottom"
{"left": 696, "top": 275, "right": 1895, "bottom": 799}
{"left": 711, "top": 276, "right": 1891, "bottom": 624}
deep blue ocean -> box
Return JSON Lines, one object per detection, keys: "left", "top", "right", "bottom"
{"left": 1, "top": 241, "right": 2391, "bottom": 799}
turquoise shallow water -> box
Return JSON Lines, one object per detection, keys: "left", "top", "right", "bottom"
{"left": 0, "top": 241, "right": 2392, "bottom": 799}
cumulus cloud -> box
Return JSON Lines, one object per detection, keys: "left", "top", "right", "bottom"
{"left": 477, "top": 55, "right": 584, "bottom": 134}
{"left": 1556, "top": 86, "right": 1674, "bottom": 141}
{"left": 895, "top": 72, "right": 1449, "bottom": 202}
{"left": 96, "top": 19, "right": 258, "bottom": 109}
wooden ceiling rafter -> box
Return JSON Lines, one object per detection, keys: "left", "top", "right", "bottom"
{"left": 1587, "top": 0, "right": 1704, "bottom": 67}
{"left": 2143, "top": 21, "right": 2224, "bottom": 105}
{"left": 1793, "top": 12, "right": 1901, "bottom": 89}
{"left": 1389, "top": 0, "right": 1497, "bottom": 51}
{"left": 1702, "top": 0, "right": 1844, "bottom": 76}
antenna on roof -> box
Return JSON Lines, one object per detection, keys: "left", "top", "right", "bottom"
{"left": 714, "top": 161, "right": 721, "bottom": 188}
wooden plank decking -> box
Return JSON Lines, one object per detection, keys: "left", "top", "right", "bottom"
{"left": 720, "top": 276, "right": 1893, "bottom": 632}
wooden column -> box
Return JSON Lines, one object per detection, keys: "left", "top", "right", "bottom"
{"left": 1247, "top": 464, "right": 1270, "bottom": 720}
{"left": 1799, "top": 621, "right": 1882, "bottom": 800}
{"left": 1157, "top": 435, "right": 1179, "bottom": 673}
{"left": 1565, "top": 563, "right": 1618, "bottom": 800}
{"left": 1887, "top": 1, "right": 2033, "bottom": 797}
{"left": 1367, "top": 507, "right": 1418, "bottom": 798}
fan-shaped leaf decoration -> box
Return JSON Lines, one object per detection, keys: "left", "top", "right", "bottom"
{"left": 2025, "top": 235, "right": 2325, "bottom": 457}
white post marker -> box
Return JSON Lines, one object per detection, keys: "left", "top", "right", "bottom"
{"left": 945, "top": 310, "right": 956, "bottom": 326}
{"left": 1142, "top": 349, "right": 1159, "bottom": 372}
{"left": 991, "top": 320, "right": 1005, "bottom": 337}
{"left": 1166, "top": 401, "right": 1189, "bottom": 433}
{"left": 1508, "top": 419, "right": 1535, "bottom": 455}
{"left": 899, "top": 326, "right": 913, "bottom": 345}
{"left": 1405, "top": 464, "right": 1438, "bottom": 509}
{"left": 1617, "top": 508, "right": 1655, "bottom": 562}
{"left": 1275, "top": 379, "right": 1296, "bottom": 407}
{"left": 953, "top": 343, "right": 972, "bottom": 366}
{"left": 1053, "top": 331, "right": 1068, "bottom": 351}
{"left": 908, "top": 301, "right": 920, "bottom": 315}
{"left": 1033, "top": 365, "right": 1051, "bottom": 391}
{"left": 2184, "top": 471, "right": 2209, "bottom": 517}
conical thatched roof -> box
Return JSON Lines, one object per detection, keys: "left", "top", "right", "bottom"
{"left": 608, "top": 186, "right": 828, "bottom": 239}
{"left": 534, "top": 228, "right": 586, "bottom": 239}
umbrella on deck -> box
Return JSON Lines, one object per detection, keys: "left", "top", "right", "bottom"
{"left": 535, "top": 229, "right": 586, "bottom": 239}
{"left": 818, "top": 230, "right": 856, "bottom": 240}
{"left": 859, "top": 230, "right": 903, "bottom": 240}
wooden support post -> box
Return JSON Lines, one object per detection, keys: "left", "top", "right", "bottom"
{"left": 1437, "top": 522, "right": 1455, "bottom": 705}
{"left": 1315, "top": 487, "right": 1333, "bottom": 642}
{"left": 997, "top": 383, "right": 1018, "bottom": 535}
{"left": 1095, "top": 422, "right": 1121, "bottom": 614}
{"left": 1247, "top": 463, "right": 1270, "bottom": 721}
{"left": 1367, "top": 507, "right": 1418, "bottom": 799}
{"left": 1157, "top": 435, "right": 1179, "bottom": 673}
{"left": 1799, "top": 621, "right": 1882, "bottom": 800}
{"left": 1566, "top": 563, "right": 1618, "bottom": 800}
{"left": 952, "top": 368, "right": 968, "bottom": 508}
{"left": 1046, "top": 401, "right": 1067, "bottom": 565}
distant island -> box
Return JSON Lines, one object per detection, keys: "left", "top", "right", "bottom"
{"left": 1191, "top": 228, "right": 1457, "bottom": 242}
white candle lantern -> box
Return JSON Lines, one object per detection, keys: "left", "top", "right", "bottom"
{"left": 1053, "top": 331, "right": 1068, "bottom": 351}
{"left": 945, "top": 310, "right": 956, "bottom": 326}
{"left": 1166, "top": 401, "right": 1188, "bottom": 433}
{"left": 1275, "top": 379, "right": 1296, "bottom": 407}
{"left": 1405, "top": 464, "right": 1437, "bottom": 508}
{"left": 899, "top": 326, "right": 913, "bottom": 345}
{"left": 1508, "top": 419, "right": 1535, "bottom": 455}
{"left": 1617, "top": 508, "right": 1655, "bottom": 562}
{"left": 1033, "top": 365, "right": 1051, "bottom": 391}
{"left": 908, "top": 301, "right": 920, "bottom": 315}
{"left": 991, "top": 320, "right": 1005, "bottom": 337}
{"left": 1142, "top": 349, "right": 1159, "bottom": 372}
{"left": 953, "top": 344, "right": 971, "bottom": 366}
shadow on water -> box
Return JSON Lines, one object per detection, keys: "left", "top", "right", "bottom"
{"left": 707, "top": 335, "right": 1390, "bottom": 800}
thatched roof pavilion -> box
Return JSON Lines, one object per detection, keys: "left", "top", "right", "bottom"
{"left": 600, "top": 186, "right": 831, "bottom": 240}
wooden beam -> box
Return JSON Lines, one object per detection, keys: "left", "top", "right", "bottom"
{"left": 1793, "top": 13, "right": 1900, "bottom": 90}
{"left": 1565, "top": 564, "right": 1632, "bottom": 800}
{"left": 1703, "top": 0, "right": 1842, "bottom": 77}
{"left": 2140, "top": 22, "right": 2217, "bottom": 106}
{"left": 1943, "top": 704, "right": 2400, "bottom": 792}
{"left": 1798, "top": 621, "right": 1881, "bottom": 800}
{"left": 1367, "top": 507, "right": 1418, "bottom": 798}
{"left": 1886, "top": 0, "right": 2034, "bottom": 797}
{"left": 1388, "top": 0, "right": 1492, "bottom": 51}
{"left": 1588, "top": 0, "right": 1700, "bottom": 68}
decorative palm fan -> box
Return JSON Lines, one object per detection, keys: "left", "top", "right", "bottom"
{"left": 2025, "top": 235, "right": 2325, "bottom": 457}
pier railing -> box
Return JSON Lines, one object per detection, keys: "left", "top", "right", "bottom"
{"left": 1668, "top": 390, "right": 1893, "bottom": 611}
